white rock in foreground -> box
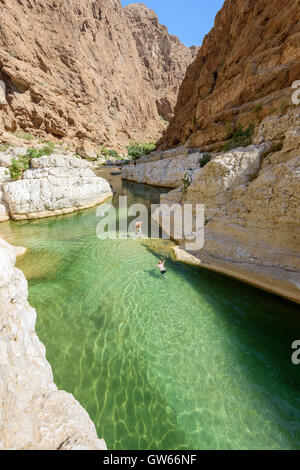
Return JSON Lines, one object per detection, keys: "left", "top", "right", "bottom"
{"left": 3, "top": 154, "right": 113, "bottom": 220}
{"left": 0, "top": 238, "right": 107, "bottom": 450}
{"left": 0, "top": 167, "right": 10, "bottom": 221}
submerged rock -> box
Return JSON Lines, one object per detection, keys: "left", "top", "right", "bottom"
{"left": 0, "top": 238, "right": 107, "bottom": 450}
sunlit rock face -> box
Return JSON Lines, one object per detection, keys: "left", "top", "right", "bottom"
{"left": 0, "top": 0, "right": 194, "bottom": 149}
{"left": 3, "top": 154, "right": 113, "bottom": 220}
{"left": 122, "top": 152, "right": 205, "bottom": 188}
{"left": 124, "top": 3, "right": 198, "bottom": 123}
{"left": 159, "top": 0, "right": 300, "bottom": 150}
{"left": 0, "top": 238, "right": 107, "bottom": 450}
{"left": 126, "top": 111, "right": 300, "bottom": 302}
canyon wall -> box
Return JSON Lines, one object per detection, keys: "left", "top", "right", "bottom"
{"left": 130, "top": 0, "right": 300, "bottom": 302}
{"left": 124, "top": 3, "right": 198, "bottom": 122}
{"left": 0, "top": 0, "right": 195, "bottom": 152}
{"left": 159, "top": 0, "right": 300, "bottom": 150}
{"left": 123, "top": 108, "right": 300, "bottom": 303}
{"left": 0, "top": 238, "right": 106, "bottom": 449}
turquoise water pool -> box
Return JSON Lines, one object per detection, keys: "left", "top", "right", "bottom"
{"left": 1, "top": 172, "right": 300, "bottom": 450}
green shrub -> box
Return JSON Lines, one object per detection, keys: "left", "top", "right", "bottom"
{"left": 126, "top": 142, "right": 156, "bottom": 159}
{"left": 100, "top": 146, "right": 110, "bottom": 158}
{"left": 26, "top": 142, "right": 54, "bottom": 159}
{"left": 8, "top": 144, "right": 54, "bottom": 181}
{"left": 9, "top": 158, "right": 29, "bottom": 180}
{"left": 0, "top": 144, "right": 10, "bottom": 152}
{"left": 200, "top": 153, "right": 211, "bottom": 168}
{"left": 99, "top": 146, "right": 121, "bottom": 160}
{"left": 261, "top": 141, "right": 284, "bottom": 161}
{"left": 14, "top": 132, "right": 34, "bottom": 141}
{"left": 108, "top": 149, "right": 121, "bottom": 160}
{"left": 181, "top": 172, "right": 192, "bottom": 193}
{"left": 223, "top": 123, "right": 255, "bottom": 152}
{"left": 253, "top": 104, "right": 263, "bottom": 115}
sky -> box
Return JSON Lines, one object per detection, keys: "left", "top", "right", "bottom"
{"left": 121, "top": 0, "right": 225, "bottom": 46}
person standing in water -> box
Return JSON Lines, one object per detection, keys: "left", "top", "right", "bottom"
{"left": 135, "top": 220, "right": 142, "bottom": 237}
{"left": 157, "top": 260, "right": 167, "bottom": 278}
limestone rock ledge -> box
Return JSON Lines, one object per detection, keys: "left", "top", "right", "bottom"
{"left": 0, "top": 238, "right": 107, "bottom": 450}
{"left": 164, "top": 139, "right": 300, "bottom": 302}
{"left": 132, "top": 121, "right": 300, "bottom": 303}
{"left": 122, "top": 151, "right": 205, "bottom": 188}
{"left": 2, "top": 154, "right": 113, "bottom": 220}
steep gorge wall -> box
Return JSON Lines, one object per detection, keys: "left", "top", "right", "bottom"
{"left": 123, "top": 107, "right": 300, "bottom": 303}
{"left": 159, "top": 0, "right": 300, "bottom": 150}
{"left": 124, "top": 3, "right": 198, "bottom": 122}
{"left": 0, "top": 0, "right": 194, "bottom": 151}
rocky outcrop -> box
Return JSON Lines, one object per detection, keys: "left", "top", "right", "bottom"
{"left": 0, "top": 238, "right": 106, "bottom": 449}
{"left": 122, "top": 106, "right": 300, "bottom": 302}
{"left": 185, "top": 146, "right": 266, "bottom": 218}
{"left": 159, "top": 0, "right": 300, "bottom": 150}
{"left": 0, "top": 0, "right": 194, "bottom": 150}
{"left": 153, "top": 135, "right": 300, "bottom": 302}
{"left": 2, "top": 154, "right": 112, "bottom": 220}
{"left": 122, "top": 151, "right": 205, "bottom": 188}
{"left": 124, "top": 3, "right": 198, "bottom": 122}
{"left": 145, "top": 0, "right": 300, "bottom": 302}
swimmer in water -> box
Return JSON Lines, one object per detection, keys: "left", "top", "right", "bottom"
{"left": 157, "top": 260, "right": 167, "bottom": 278}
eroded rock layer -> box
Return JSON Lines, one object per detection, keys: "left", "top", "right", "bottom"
{"left": 0, "top": 0, "right": 195, "bottom": 150}
{"left": 124, "top": 3, "right": 198, "bottom": 122}
{"left": 0, "top": 238, "right": 106, "bottom": 450}
{"left": 123, "top": 108, "right": 300, "bottom": 303}
{"left": 159, "top": 0, "right": 300, "bottom": 150}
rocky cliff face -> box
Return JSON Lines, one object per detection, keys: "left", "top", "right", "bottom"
{"left": 123, "top": 107, "right": 300, "bottom": 303}
{"left": 124, "top": 3, "right": 198, "bottom": 122}
{"left": 159, "top": 0, "right": 300, "bottom": 150}
{"left": 0, "top": 238, "right": 106, "bottom": 449}
{"left": 0, "top": 0, "right": 194, "bottom": 152}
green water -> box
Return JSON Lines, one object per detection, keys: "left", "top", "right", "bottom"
{"left": 2, "top": 171, "right": 300, "bottom": 450}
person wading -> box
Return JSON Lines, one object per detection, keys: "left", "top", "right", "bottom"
{"left": 135, "top": 220, "right": 142, "bottom": 237}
